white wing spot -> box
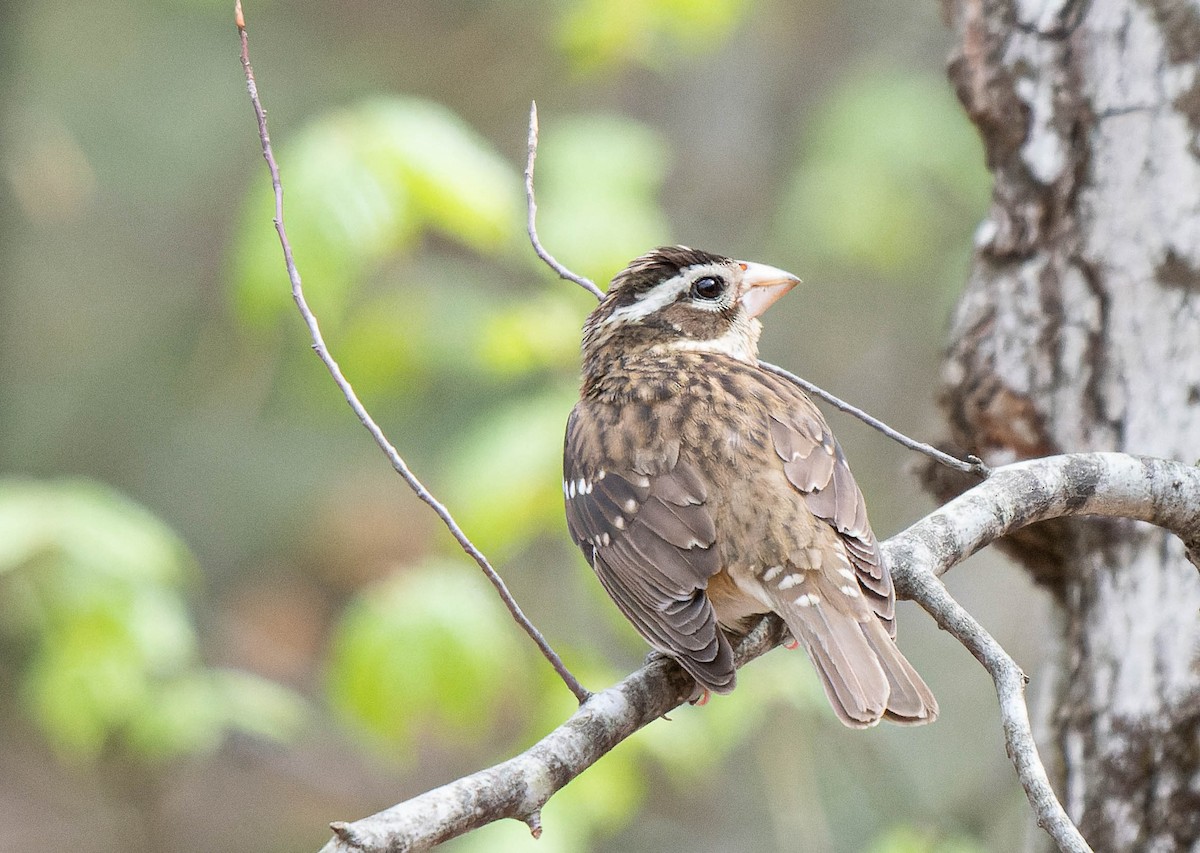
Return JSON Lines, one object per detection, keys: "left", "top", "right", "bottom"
{"left": 568, "top": 480, "right": 577, "bottom": 499}
{"left": 598, "top": 532, "right": 611, "bottom": 547}
{"left": 613, "top": 516, "right": 626, "bottom": 530}
{"left": 762, "top": 565, "right": 783, "bottom": 582}
{"left": 596, "top": 469, "right": 607, "bottom": 480}
{"left": 623, "top": 498, "right": 638, "bottom": 513}
{"left": 840, "top": 585, "right": 860, "bottom": 597}
{"left": 795, "top": 593, "right": 821, "bottom": 607}
{"left": 778, "top": 574, "right": 804, "bottom": 590}
{"left": 838, "top": 567, "right": 855, "bottom": 581}
{"left": 577, "top": 478, "right": 590, "bottom": 495}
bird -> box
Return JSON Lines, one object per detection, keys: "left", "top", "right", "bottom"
{"left": 562, "top": 246, "right": 937, "bottom": 727}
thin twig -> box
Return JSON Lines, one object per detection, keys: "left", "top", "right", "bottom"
{"left": 756, "top": 361, "right": 992, "bottom": 478}
{"left": 523, "top": 102, "right": 605, "bottom": 299}
{"left": 235, "top": 2, "right": 589, "bottom": 704}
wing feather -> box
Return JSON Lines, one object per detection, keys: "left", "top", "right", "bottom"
{"left": 565, "top": 406, "right": 735, "bottom": 692}
{"left": 763, "top": 378, "right": 897, "bottom": 635}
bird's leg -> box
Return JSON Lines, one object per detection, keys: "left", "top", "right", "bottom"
{"left": 782, "top": 626, "right": 799, "bottom": 650}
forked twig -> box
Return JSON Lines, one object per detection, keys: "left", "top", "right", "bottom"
{"left": 235, "top": 1, "right": 589, "bottom": 704}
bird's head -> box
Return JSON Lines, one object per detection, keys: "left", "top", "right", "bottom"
{"left": 581, "top": 246, "right": 800, "bottom": 369}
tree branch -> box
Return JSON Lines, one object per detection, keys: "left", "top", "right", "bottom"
{"left": 234, "top": 2, "right": 589, "bottom": 704}
{"left": 319, "top": 452, "right": 1200, "bottom": 853}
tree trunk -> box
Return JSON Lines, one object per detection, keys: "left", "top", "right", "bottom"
{"left": 932, "top": 0, "right": 1200, "bottom": 849}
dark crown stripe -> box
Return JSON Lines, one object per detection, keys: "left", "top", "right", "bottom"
{"left": 609, "top": 246, "right": 731, "bottom": 298}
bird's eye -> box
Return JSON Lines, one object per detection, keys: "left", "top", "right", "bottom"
{"left": 690, "top": 276, "right": 724, "bottom": 301}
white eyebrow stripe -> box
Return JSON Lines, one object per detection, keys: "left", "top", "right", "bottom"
{"left": 598, "top": 262, "right": 733, "bottom": 327}
{"left": 599, "top": 274, "right": 690, "bottom": 327}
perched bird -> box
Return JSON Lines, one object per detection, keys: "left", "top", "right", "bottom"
{"left": 563, "top": 246, "right": 937, "bottom": 727}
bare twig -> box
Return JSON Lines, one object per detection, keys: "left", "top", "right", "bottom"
{"left": 235, "top": 2, "right": 589, "bottom": 704}
{"left": 318, "top": 453, "right": 1200, "bottom": 853}
{"left": 524, "top": 102, "right": 605, "bottom": 299}
{"left": 756, "top": 361, "right": 992, "bottom": 478}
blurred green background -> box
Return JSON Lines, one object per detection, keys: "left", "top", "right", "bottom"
{"left": 0, "top": 1, "right": 1056, "bottom": 851}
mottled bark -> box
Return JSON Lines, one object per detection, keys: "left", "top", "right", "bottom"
{"left": 934, "top": 0, "right": 1200, "bottom": 849}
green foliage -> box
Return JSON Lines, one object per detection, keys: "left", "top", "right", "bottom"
{"left": 325, "top": 559, "right": 533, "bottom": 758}
{"left": 231, "top": 97, "right": 524, "bottom": 330}
{"left": 777, "top": 70, "right": 990, "bottom": 282}
{"left": 0, "top": 480, "right": 307, "bottom": 762}
{"left": 442, "top": 384, "right": 581, "bottom": 556}
{"left": 475, "top": 291, "right": 585, "bottom": 378}
{"left": 531, "top": 114, "right": 672, "bottom": 285}
{"left": 867, "top": 826, "right": 987, "bottom": 853}
{"left": 557, "top": 0, "right": 752, "bottom": 72}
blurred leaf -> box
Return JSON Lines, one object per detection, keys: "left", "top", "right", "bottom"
{"left": 123, "top": 672, "right": 227, "bottom": 760}
{"left": 534, "top": 114, "right": 672, "bottom": 285}
{"left": 364, "top": 99, "right": 523, "bottom": 251}
{"left": 778, "top": 70, "right": 989, "bottom": 279}
{"left": 125, "top": 669, "right": 309, "bottom": 762}
{"left": 232, "top": 115, "right": 413, "bottom": 330}
{"left": 557, "top": 0, "right": 750, "bottom": 72}
{"left": 334, "top": 259, "right": 520, "bottom": 398}
{"left": 326, "top": 559, "right": 531, "bottom": 758}
{"left": 868, "top": 826, "right": 987, "bottom": 853}
{"left": 442, "top": 385, "right": 580, "bottom": 556}
{"left": 231, "top": 97, "right": 523, "bottom": 330}
{"left": 215, "top": 668, "right": 310, "bottom": 743}
{"left": 0, "top": 479, "right": 307, "bottom": 762}
{"left": 0, "top": 479, "right": 192, "bottom": 585}
{"left": 475, "top": 291, "right": 584, "bottom": 377}
{"left": 25, "top": 609, "right": 155, "bottom": 756}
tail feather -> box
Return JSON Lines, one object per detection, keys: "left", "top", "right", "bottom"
{"left": 863, "top": 618, "right": 939, "bottom": 725}
{"left": 766, "top": 568, "right": 937, "bottom": 728}
{"left": 794, "top": 601, "right": 889, "bottom": 727}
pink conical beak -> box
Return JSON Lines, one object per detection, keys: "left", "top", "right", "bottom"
{"left": 737, "top": 261, "right": 801, "bottom": 319}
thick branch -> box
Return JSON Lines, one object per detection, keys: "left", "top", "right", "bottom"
{"left": 319, "top": 452, "right": 1200, "bottom": 853}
